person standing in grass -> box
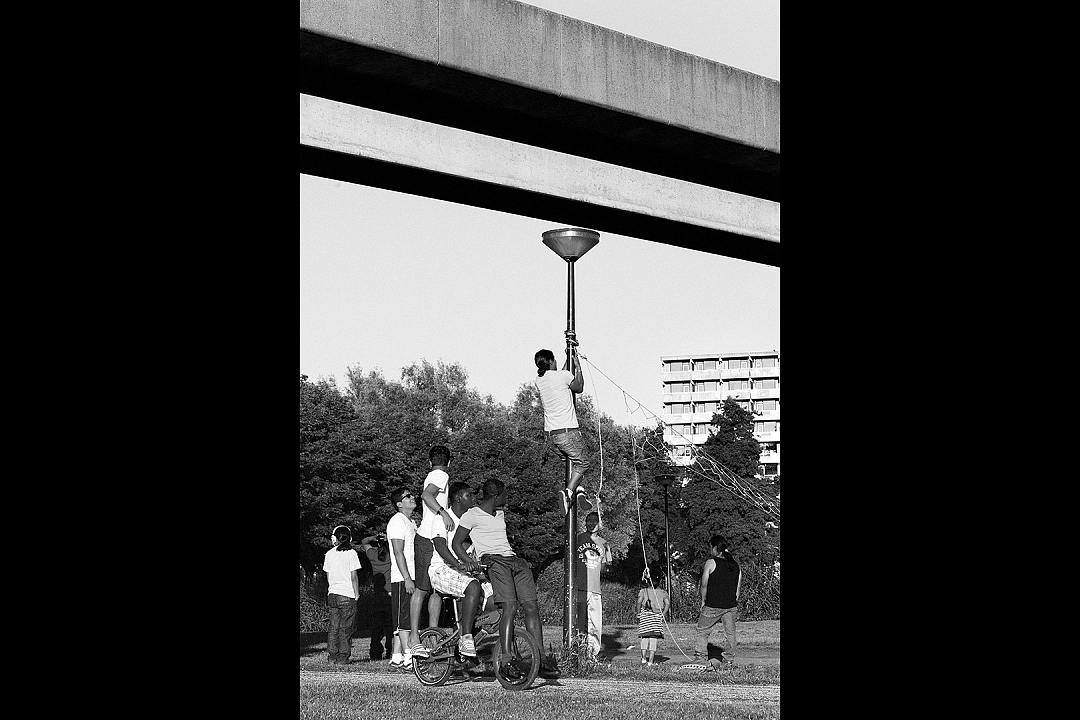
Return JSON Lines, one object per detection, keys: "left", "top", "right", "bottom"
{"left": 693, "top": 535, "right": 742, "bottom": 668}
{"left": 387, "top": 487, "right": 419, "bottom": 669}
{"left": 637, "top": 570, "right": 668, "bottom": 665}
{"left": 361, "top": 533, "right": 394, "bottom": 662}
{"left": 575, "top": 511, "right": 611, "bottom": 657}
{"left": 322, "top": 525, "right": 362, "bottom": 664}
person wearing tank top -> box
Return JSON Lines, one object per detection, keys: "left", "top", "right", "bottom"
{"left": 693, "top": 535, "right": 742, "bottom": 668}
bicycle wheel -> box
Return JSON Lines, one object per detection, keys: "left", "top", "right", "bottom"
{"left": 413, "top": 627, "right": 453, "bottom": 686}
{"left": 494, "top": 625, "right": 540, "bottom": 691}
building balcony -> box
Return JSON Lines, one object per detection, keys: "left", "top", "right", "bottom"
{"left": 754, "top": 431, "right": 780, "bottom": 443}
{"left": 720, "top": 368, "right": 750, "bottom": 379}
{"left": 662, "top": 392, "right": 693, "bottom": 404}
{"left": 754, "top": 410, "right": 780, "bottom": 421}
{"left": 664, "top": 413, "right": 694, "bottom": 423}
{"left": 750, "top": 366, "right": 780, "bottom": 378}
{"left": 751, "top": 388, "right": 779, "bottom": 399}
{"left": 759, "top": 450, "right": 780, "bottom": 463}
{"left": 690, "top": 390, "right": 722, "bottom": 401}
{"left": 661, "top": 370, "right": 692, "bottom": 382}
{"left": 690, "top": 369, "right": 722, "bottom": 381}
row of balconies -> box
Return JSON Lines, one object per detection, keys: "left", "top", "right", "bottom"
{"left": 662, "top": 367, "right": 779, "bottom": 382}
{"left": 663, "top": 429, "right": 780, "bottom": 445}
{"left": 663, "top": 387, "right": 779, "bottom": 404}
{"left": 665, "top": 409, "right": 780, "bottom": 424}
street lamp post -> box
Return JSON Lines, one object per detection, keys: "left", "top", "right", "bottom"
{"left": 656, "top": 473, "right": 675, "bottom": 619}
{"left": 542, "top": 227, "right": 599, "bottom": 649}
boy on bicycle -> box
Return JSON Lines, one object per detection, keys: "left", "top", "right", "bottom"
{"left": 427, "top": 481, "right": 494, "bottom": 658}
{"left": 453, "top": 478, "right": 559, "bottom": 678}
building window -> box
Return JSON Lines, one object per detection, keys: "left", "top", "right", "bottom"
{"left": 668, "top": 402, "right": 691, "bottom": 414}
{"left": 666, "top": 360, "right": 690, "bottom": 372}
{"left": 666, "top": 381, "right": 690, "bottom": 393}
{"left": 754, "top": 399, "right": 778, "bottom": 413}
{"left": 762, "top": 463, "right": 778, "bottom": 476}
{"left": 755, "top": 421, "right": 778, "bottom": 434}
{"left": 695, "top": 380, "right": 719, "bottom": 392}
{"left": 694, "top": 424, "right": 709, "bottom": 435}
{"left": 696, "top": 401, "right": 718, "bottom": 414}
{"left": 723, "top": 358, "right": 750, "bottom": 370}
{"left": 695, "top": 359, "right": 718, "bottom": 371}
{"left": 755, "top": 378, "right": 778, "bottom": 389}
{"left": 754, "top": 357, "right": 777, "bottom": 368}
{"left": 725, "top": 379, "right": 750, "bottom": 391}
{"left": 669, "top": 424, "right": 692, "bottom": 438}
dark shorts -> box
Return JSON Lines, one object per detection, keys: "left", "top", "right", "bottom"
{"left": 391, "top": 581, "right": 412, "bottom": 632}
{"left": 482, "top": 554, "right": 537, "bottom": 604}
{"left": 413, "top": 535, "right": 435, "bottom": 592}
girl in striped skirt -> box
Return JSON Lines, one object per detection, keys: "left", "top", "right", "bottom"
{"left": 637, "top": 570, "right": 669, "bottom": 666}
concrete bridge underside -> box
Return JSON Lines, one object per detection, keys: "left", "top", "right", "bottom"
{"left": 300, "top": 0, "right": 780, "bottom": 266}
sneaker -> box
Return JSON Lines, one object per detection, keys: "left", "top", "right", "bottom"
{"left": 500, "top": 659, "right": 525, "bottom": 680}
{"left": 680, "top": 663, "right": 710, "bottom": 672}
{"left": 473, "top": 628, "right": 493, "bottom": 645}
{"left": 575, "top": 492, "right": 592, "bottom": 511}
{"left": 410, "top": 643, "right": 429, "bottom": 659}
{"left": 559, "top": 488, "right": 570, "bottom": 515}
{"left": 459, "top": 634, "right": 477, "bottom": 657}
{"left": 388, "top": 659, "right": 406, "bottom": 670}
{"left": 540, "top": 658, "right": 560, "bottom": 678}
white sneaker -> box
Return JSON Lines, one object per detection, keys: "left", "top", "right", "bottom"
{"left": 559, "top": 488, "right": 570, "bottom": 515}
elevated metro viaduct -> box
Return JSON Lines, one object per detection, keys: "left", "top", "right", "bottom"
{"left": 300, "top": 0, "right": 779, "bottom": 266}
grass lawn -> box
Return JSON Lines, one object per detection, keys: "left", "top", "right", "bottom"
{"left": 301, "top": 620, "right": 779, "bottom": 719}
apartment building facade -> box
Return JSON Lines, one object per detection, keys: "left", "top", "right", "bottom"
{"left": 660, "top": 351, "right": 780, "bottom": 475}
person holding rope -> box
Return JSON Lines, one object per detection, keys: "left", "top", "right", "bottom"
{"left": 692, "top": 534, "right": 742, "bottom": 669}
{"left": 534, "top": 345, "right": 592, "bottom": 515}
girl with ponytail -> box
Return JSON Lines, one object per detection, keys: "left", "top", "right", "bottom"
{"left": 322, "top": 525, "right": 362, "bottom": 663}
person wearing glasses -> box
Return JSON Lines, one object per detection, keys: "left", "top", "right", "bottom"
{"left": 386, "top": 487, "right": 419, "bottom": 669}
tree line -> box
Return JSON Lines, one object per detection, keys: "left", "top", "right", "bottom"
{"left": 300, "top": 360, "right": 780, "bottom": 595}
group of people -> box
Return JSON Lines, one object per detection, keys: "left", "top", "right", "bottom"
{"left": 319, "top": 344, "right": 744, "bottom": 671}
{"left": 359, "top": 445, "right": 561, "bottom": 677}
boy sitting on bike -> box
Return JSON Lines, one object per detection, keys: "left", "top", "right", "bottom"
{"left": 453, "top": 478, "right": 560, "bottom": 678}
{"left": 427, "top": 481, "right": 495, "bottom": 658}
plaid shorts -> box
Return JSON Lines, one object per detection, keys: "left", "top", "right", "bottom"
{"left": 429, "top": 563, "right": 477, "bottom": 598}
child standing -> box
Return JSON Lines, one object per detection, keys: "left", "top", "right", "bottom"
{"left": 322, "top": 525, "right": 362, "bottom": 664}
{"left": 386, "top": 488, "right": 419, "bottom": 669}
{"left": 637, "top": 570, "right": 669, "bottom": 665}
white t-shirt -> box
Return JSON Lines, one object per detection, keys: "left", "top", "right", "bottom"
{"left": 386, "top": 512, "right": 417, "bottom": 583}
{"left": 322, "top": 547, "right": 362, "bottom": 599}
{"left": 534, "top": 369, "right": 579, "bottom": 431}
{"left": 457, "top": 507, "right": 514, "bottom": 558}
{"left": 427, "top": 508, "right": 461, "bottom": 571}
{"left": 417, "top": 468, "right": 450, "bottom": 539}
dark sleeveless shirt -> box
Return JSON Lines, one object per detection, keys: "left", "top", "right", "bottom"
{"left": 704, "top": 557, "right": 740, "bottom": 609}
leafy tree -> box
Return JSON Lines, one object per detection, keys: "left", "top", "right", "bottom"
{"left": 674, "top": 397, "right": 773, "bottom": 575}
{"left": 300, "top": 375, "right": 390, "bottom": 574}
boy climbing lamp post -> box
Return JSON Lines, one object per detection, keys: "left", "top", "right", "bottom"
{"left": 541, "top": 227, "right": 600, "bottom": 649}
{"left": 656, "top": 473, "right": 675, "bottom": 619}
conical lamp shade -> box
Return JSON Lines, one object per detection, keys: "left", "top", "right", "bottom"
{"left": 542, "top": 228, "right": 600, "bottom": 260}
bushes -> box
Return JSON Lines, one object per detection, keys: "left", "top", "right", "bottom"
{"left": 300, "top": 579, "right": 329, "bottom": 632}
{"left": 534, "top": 562, "right": 779, "bottom": 625}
